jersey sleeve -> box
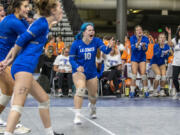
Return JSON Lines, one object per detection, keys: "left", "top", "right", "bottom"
{"left": 130, "top": 36, "right": 138, "bottom": 51}
{"left": 16, "top": 19, "right": 47, "bottom": 48}
{"left": 97, "top": 38, "right": 112, "bottom": 54}
{"left": 69, "top": 41, "right": 80, "bottom": 69}
{"left": 10, "top": 19, "right": 27, "bottom": 35}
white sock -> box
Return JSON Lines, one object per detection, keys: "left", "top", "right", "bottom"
{"left": 4, "top": 131, "right": 13, "bottom": 135}
{"left": 45, "top": 127, "right": 54, "bottom": 135}
{"left": 130, "top": 86, "right": 135, "bottom": 92}
{"left": 144, "top": 86, "right": 148, "bottom": 92}
{"left": 74, "top": 109, "right": 81, "bottom": 116}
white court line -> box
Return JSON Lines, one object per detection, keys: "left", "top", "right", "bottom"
{"left": 68, "top": 108, "right": 116, "bottom": 135}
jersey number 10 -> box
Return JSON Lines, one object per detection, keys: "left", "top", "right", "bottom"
{"left": 84, "top": 53, "right": 91, "bottom": 60}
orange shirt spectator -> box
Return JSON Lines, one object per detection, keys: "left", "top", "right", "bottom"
{"left": 45, "top": 35, "right": 58, "bottom": 56}
{"left": 144, "top": 31, "right": 155, "bottom": 60}
{"left": 56, "top": 35, "right": 65, "bottom": 54}
{"left": 121, "top": 37, "right": 131, "bottom": 63}
{"left": 168, "top": 55, "right": 173, "bottom": 64}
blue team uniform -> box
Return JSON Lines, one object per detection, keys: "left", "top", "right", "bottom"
{"left": 0, "top": 14, "right": 29, "bottom": 61}
{"left": 11, "top": 17, "right": 49, "bottom": 79}
{"left": 130, "top": 35, "right": 149, "bottom": 62}
{"left": 69, "top": 37, "right": 111, "bottom": 80}
{"left": 150, "top": 43, "right": 170, "bottom": 66}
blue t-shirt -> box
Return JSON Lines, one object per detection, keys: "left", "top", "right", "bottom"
{"left": 11, "top": 17, "right": 49, "bottom": 77}
{"left": 150, "top": 43, "right": 170, "bottom": 66}
{"left": 69, "top": 37, "right": 111, "bottom": 77}
{"left": 130, "top": 35, "right": 149, "bottom": 62}
{"left": 0, "top": 14, "right": 29, "bottom": 61}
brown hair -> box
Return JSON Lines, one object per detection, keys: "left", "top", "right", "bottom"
{"left": 34, "top": 0, "right": 58, "bottom": 17}
{"left": 7, "top": 0, "right": 28, "bottom": 14}
{"left": 134, "top": 25, "right": 142, "bottom": 34}
{"left": 62, "top": 46, "right": 70, "bottom": 55}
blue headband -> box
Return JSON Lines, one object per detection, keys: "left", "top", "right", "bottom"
{"left": 75, "top": 22, "right": 94, "bottom": 40}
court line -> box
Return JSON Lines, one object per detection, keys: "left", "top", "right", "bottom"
{"left": 68, "top": 108, "right": 116, "bottom": 135}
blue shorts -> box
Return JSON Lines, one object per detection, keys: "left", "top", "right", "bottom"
{"left": 131, "top": 57, "right": 146, "bottom": 63}
{"left": 11, "top": 64, "right": 33, "bottom": 80}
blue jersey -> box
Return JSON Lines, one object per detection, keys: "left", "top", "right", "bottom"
{"left": 11, "top": 17, "right": 49, "bottom": 78}
{"left": 0, "top": 14, "right": 29, "bottom": 61}
{"left": 150, "top": 43, "right": 170, "bottom": 66}
{"left": 69, "top": 37, "right": 111, "bottom": 79}
{"left": 130, "top": 35, "right": 149, "bottom": 62}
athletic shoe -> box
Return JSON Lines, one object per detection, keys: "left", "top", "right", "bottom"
{"left": 172, "top": 92, "right": 180, "bottom": 100}
{"left": 14, "top": 123, "right": 31, "bottom": 134}
{"left": 68, "top": 92, "right": 73, "bottom": 97}
{"left": 0, "top": 117, "right": 6, "bottom": 127}
{"left": 57, "top": 92, "right": 64, "bottom": 97}
{"left": 129, "top": 91, "right": 135, "bottom": 98}
{"left": 88, "top": 103, "right": 97, "bottom": 119}
{"left": 171, "top": 89, "right": 176, "bottom": 97}
{"left": 152, "top": 91, "right": 159, "bottom": 97}
{"left": 53, "top": 131, "right": 64, "bottom": 135}
{"left": 144, "top": 91, "right": 149, "bottom": 98}
{"left": 159, "top": 90, "right": 166, "bottom": 97}
{"left": 73, "top": 113, "right": 82, "bottom": 125}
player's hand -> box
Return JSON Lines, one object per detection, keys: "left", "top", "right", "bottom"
{"left": 164, "top": 50, "right": 169, "bottom": 55}
{"left": 77, "top": 66, "right": 84, "bottom": 72}
{"left": 142, "top": 42, "right": 146, "bottom": 50}
{"left": 0, "top": 60, "right": 7, "bottom": 74}
{"left": 165, "top": 27, "right": 171, "bottom": 34}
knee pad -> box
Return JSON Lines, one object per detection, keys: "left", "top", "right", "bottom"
{"left": 38, "top": 100, "right": 50, "bottom": 109}
{"left": 75, "top": 88, "right": 87, "bottom": 97}
{"left": 0, "top": 90, "right": 11, "bottom": 106}
{"left": 161, "top": 76, "right": 166, "bottom": 81}
{"left": 88, "top": 94, "right": 98, "bottom": 101}
{"left": 131, "top": 74, "right": 137, "bottom": 81}
{"left": 155, "top": 75, "right": 161, "bottom": 81}
{"left": 11, "top": 105, "right": 23, "bottom": 115}
{"left": 141, "top": 74, "right": 147, "bottom": 81}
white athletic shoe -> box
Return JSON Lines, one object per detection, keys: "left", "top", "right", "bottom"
{"left": 88, "top": 103, "right": 97, "bottom": 119}
{"left": 0, "top": 117, "right": 6, "bottom": 127}
{"left": 159, "top": 90, "right": 166, "bottom": 97}
{"left": 14, "top": 123, "right": 31, "bottom": 134}
{"left": 152, "top": 91, "right": 159, "bottom": 97}
{"left": 172, "top": 92, "right": 180, "bottom": 100}
{"left": 73, "top": 113, "right": 82, "bottom": 125}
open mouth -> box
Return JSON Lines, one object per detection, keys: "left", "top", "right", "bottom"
{"left": 90, "top": 35, "right": 94, "bottom": 38}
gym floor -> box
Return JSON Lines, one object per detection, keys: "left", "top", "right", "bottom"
{"left": 1, "top": 96, "right": 180, "bottom": 135}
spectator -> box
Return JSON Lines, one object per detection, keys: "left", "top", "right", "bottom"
{"left": 101, "top": 43, "right": 122, "bottom": 97}
{"left": 39, "top": 45, "right": 56, "bottom": 79}
{"left": 144, "top": 30, "right": 155, "bottom": 92}
{"left": 45, "top": 35, "right": 57, "bottom": 56}
{"left": 168, "top": 26, "right": 180, "bottom": 99}
{"left": 53, "top": 47, "right": 73, "bottom": 97}
{"left": 56, "top": 35, "right": 65, "bottom": 54}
